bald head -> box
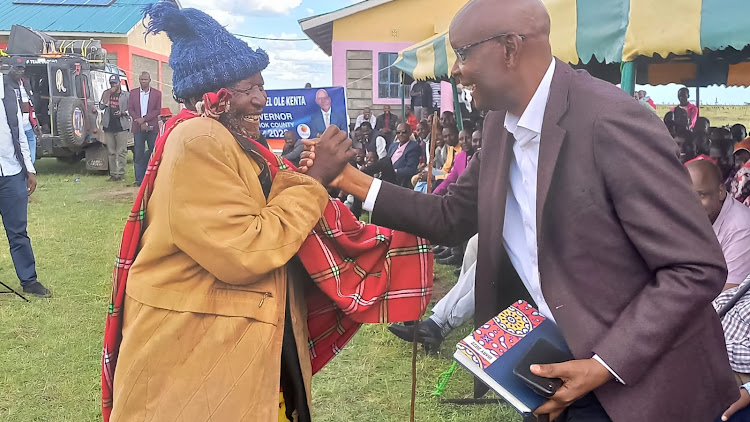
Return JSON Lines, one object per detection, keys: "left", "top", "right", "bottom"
{"left": 451, "top": 0, "right": 550, "bottom": 46}
{"left": 449, "top": 0, "right": 553, "bottom": 114}
{"left": 315, "top": 89, "right": 331, "bottom": 112}
{"left": 687, "top": 159, "right": 722, "bottom": 187}
{"left": 687, "top": 159, "right": 726, "bottom": 223}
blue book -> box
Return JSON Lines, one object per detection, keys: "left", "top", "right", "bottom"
{"left": 453, "top": 300, "right": 570, "bottom": 415}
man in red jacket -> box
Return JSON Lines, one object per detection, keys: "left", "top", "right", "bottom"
{"left": 128, "top": 72, "right": 162, "bottom": 186}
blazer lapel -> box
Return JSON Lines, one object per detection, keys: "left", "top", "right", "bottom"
{"left": 475, "top": 111, "right": 514, "bottom": 322}
{"left": 148, "top": 90, "right": 157, "bottom": 113}
{"left": 536, "top": 60, "right": 571, "bottom": 241}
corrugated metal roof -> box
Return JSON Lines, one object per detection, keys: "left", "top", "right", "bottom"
{"left": 0, "top": 0, "right": 152, "bottom": 34}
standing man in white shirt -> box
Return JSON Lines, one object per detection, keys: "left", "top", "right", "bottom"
{"left": 1, "top": 71, "right": 50, "bottom": 298}
{"left": 6, "top": 58, "right": 41, "bottom": 163}
{"left": 128, "top": 72, "right": 162, "bottom": 187}
{"left": 300, "top": 0, "right": 736, "bottom": 420}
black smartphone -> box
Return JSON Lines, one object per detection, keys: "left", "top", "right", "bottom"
{"left": 512, "top": 338, "right": 572, "bottom": 398}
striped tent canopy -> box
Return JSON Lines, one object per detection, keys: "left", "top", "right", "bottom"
{"left": 394, "top": 31, "right": 456, "bottom": 82}
{"left": 546, "top": 0, "right": 750, "bottom": 86}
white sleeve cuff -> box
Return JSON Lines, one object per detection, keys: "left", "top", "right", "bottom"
{"left": 362, "top": 178, "right": 382, "bottom": 212}
{"left": 592, "top": 354, "right": 626, "bottom": 385}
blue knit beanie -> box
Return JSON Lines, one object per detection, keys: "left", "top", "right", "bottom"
{"left": 141, "top": 2, "right": 269, "bottom": 100}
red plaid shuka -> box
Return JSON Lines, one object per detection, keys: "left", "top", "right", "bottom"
{"left": 101, "top": 90, "right": 433, "bottom": 421}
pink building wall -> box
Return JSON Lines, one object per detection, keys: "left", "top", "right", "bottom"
{"left": 332, "top": 40, "right": 420, "bottom": 106}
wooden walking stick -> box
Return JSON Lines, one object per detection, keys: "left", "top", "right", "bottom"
{"left": 426, "top": 111, "right": 440, "bottom": 194}
{"left": 409, "top": 110, "right": 442, "bottom": 422}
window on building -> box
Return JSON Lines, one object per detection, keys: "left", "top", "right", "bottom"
{"left": 107, "top": 52, "right": 118, "bottom": 67}
{"left": 378, "top": 52, "right": 402, "bottom": 99}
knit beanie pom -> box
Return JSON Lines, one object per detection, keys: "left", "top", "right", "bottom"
{"left": 140, "top": 1, "right": 270, "bottom": 100}
{"left": 142, "top": 2, "right": 194, "bottom": 40}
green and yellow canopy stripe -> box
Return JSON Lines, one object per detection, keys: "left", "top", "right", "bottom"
{"left": 394, "top": 31, "right": 457, "bottom": 81}
{"left": 544, "top": 0, "right": 750, "bottom": 64}
{"left": 396, "top": 0, "right": 750, "bottom": 85}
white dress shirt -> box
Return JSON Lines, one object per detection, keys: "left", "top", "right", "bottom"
{"left": 140, "top": 88, "right": 150, "bottom": 118}
{"left": 373, "top": 136, "right": 387, "bottom": 159}
{"left": 0, "top": 76, "right": 36, "bottom": 176}
{"left": 364, "top": 58, "right": 624, "bottom": 383}
{"left": 355, "top": 114, "right": 377, "bottom": 130}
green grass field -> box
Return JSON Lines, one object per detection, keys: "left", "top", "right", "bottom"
{"left": 0, "top": 158, "right": 520, "bottom": 422}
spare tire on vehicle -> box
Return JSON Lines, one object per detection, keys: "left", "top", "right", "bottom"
{"left": 57, "top": 98, "right": 87, "bottom": 148}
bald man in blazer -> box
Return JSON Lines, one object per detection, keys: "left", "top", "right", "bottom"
{"left": 303, "top": 0, "right": 738, "bottom": 420}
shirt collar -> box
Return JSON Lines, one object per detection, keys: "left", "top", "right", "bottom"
{"left": 141, "top": 88, "right": 150, "bottom": 94}
{"left": 504, "top": 58, "right": 556, "bottom": 138}
{"left": 713, "top": 195, "right": 734, "bottom": 231}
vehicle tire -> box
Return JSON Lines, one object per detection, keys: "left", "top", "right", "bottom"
{"left": 56, "top": 98, "right": 87, "bottom": 148}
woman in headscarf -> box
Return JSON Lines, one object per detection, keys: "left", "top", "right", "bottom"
{"left": 101, "top": 3, "right": 433, "bottom": 422}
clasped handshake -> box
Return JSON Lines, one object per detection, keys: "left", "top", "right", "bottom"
{"left": 297, "top": 125, "right": 356, "bottom": 187}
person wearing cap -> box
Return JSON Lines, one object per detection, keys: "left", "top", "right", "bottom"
{"left": 99, "top": 74, "right": 130, "bottom": 182}
{"left": 102, "top": 3, "right": 431, "bottom": 422}
{"left": 6, "top": 57, "right": 41, "bottom": 163}
{"left": 1, "top": 63, "right": 49, "bottom": 298}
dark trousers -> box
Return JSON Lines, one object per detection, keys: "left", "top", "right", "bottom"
{"left": 0, "top": 173, "right": 36, "bottom": 287}
{"left": 560, "top": 393, "right": 612, "bottom": 422}
{"left": 524, "top": 394, "right": 612, "bottom": 422}
{"left": 133, "top": 130, "right": 157, "bottom": 184}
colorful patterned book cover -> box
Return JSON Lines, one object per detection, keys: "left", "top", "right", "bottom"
{"left": 453, "top": 300, "right": 569, "bottom": 414}
{"left": 456, "top": 300, "right": 546, "bottom": 370}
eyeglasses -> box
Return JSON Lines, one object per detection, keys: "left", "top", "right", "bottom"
{"left": 453, "top": 33, "right": 526, "bottom": 63}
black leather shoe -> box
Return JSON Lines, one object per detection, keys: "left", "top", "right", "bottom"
{"left": 418, "top": 319, "right": 444, "bottom": 355}
{"left": 437, "top": 254, "right": 462, "bottom": 266}
{"left": 22, "top": 281, "right": 51, "bottom": 298}
{"left": 388, "top": 323, "right": 418, "bottom": 343}
{"left": 388, "top": 319, "right": 444, "bottom": 344}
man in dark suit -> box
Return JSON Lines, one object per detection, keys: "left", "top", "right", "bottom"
{"left": 309, "top": 89, "right": 348, "bottom": 137}
{"left": 375, "top": 105, "right": 399, "bottom": 144}
{"left": 300, "top": 0, "right": 738, "bottom": 420}
{"left": 128, "top": 71, "right": 162, "bottom": 186}
{"left": 387, "top": 122, "right": 420, "bottom": 187}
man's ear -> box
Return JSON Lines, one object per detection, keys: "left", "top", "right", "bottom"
{"left": 720, "top": 184, "right": 728, "bottom": 201}
{"left": 504, "top": 35, "right": 523, "bottom": 68}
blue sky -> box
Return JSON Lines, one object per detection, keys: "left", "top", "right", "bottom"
{"left": 179, "top": 0, "right": 358, "bottom": 89}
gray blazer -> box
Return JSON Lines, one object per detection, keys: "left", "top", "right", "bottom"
{"left": 370, "top": 59, "right": 737, "bottom": 421}
{"left": 100, "top": 90, "right": 131, "bottom": 132}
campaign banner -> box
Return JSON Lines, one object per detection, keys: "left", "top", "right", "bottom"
{"left": 260, "top": 87, "right": 349, "bottom": 151}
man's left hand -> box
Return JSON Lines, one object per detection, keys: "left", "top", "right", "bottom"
{"left": 532, "top": 358, "right": 614, "bottom": 420}
{"left": 33, "top": 125, "right": 42, "bottom": 138}
{"left": 27, "top": 173, "right": 37, "bottom": 196}
{"left": 141, "top": 123, "right": 149, "bottom": 131}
